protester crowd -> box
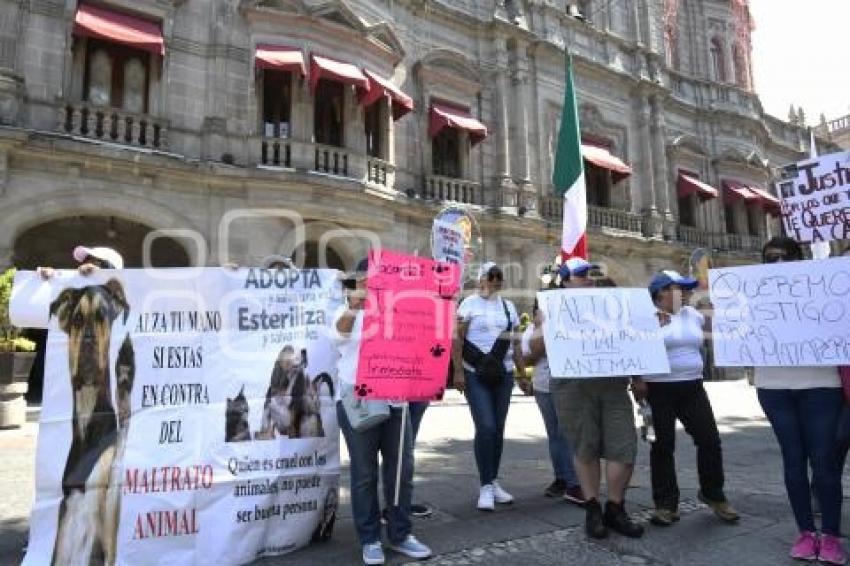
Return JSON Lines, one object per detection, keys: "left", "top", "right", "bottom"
{"left": 35, "top": 236, "right": 850, "bottom": 565}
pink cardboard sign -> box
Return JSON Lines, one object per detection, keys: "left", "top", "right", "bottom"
{"left": 355, "top": 249, "right": 460, "bottom": 401}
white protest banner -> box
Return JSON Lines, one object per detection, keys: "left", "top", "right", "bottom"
{"left": 776, "top": 150, "right": 850, "bottom": 244}
{"left": 13, "top": 267, "right": 342, "bottom": 566}
{"left": 537, "top": 288, "right": 670, "bottom": 378}
{"left": 709, "top": 258, "right": 850, "bottom": 366}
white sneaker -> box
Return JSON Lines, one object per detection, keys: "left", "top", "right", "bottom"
{"left": 492, "top": 480, "right": 514, "bottom": 504}
{"left": 362, "top": 542, "right": 385, "bottom": 565}
{"left": 389, "top": 535, "right": 432, "bottom": 559}
{"left": 477, "top": 484, "right": 495, "bottom": 511}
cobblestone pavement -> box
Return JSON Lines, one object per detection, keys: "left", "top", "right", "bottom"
{"left": 2, "top": 381, "right": 849, "bottom": 565}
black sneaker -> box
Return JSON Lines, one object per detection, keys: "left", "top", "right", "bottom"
{"left": 584, "top": 498, "right": 609, "bottom": 539}
{"left": 411, "top": 503, "right": 433, "bottom": 518}
{"left": 603, "top": 500, "right": 644, "bottom": 538}
{"left": 544, "top": 479, "right": 567, "bottom": 498}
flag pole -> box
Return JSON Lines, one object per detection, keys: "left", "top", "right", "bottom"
{"left": 394, "top": 402, "right": 407, "bottom": 507}
{"left": 808, "top": 130, "right": 831, "bottom": 260}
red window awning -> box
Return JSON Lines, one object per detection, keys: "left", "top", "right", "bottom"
{"left": 360, "top": 70, "right": 414, "bottom": 120}
{"left": 581, "top": 144, "right": 632, "bottom": 183}
{"left": 74, "top": 3, "right": 164, "bottom": 56}
{"left": 677, "top": 173, "right": 719, "bottom": 200}
{"left": 428, "top": 103, "right": 488, "bottom": 145}
{"left": 309, "top": 54, "right": 369, "bottom": 95}
{"left": 722, "top": 180, "right": 759, "bottom": 203}
{"left": 255, "top": 45, "right": 306, "bottom": 76}
{"left": 748, "top": 186, "right": 782, "bottom": 215}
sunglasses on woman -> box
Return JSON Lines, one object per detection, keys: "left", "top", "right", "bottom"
{"left": 487, "top": 271, "right": 504, "bottom": 282}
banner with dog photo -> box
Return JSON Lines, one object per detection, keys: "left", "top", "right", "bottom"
{"left": 11, "top": 267, "right": 343, "bottom": 566}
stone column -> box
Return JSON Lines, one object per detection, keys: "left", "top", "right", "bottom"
{"left": 494, "top": 39, "right": 514, "bottom": 206}
{"left": 638, "top": 95, "right": 661, "bottom": 237}
{"left": 512, "top": 66, "right": 531, "bottom": 186}
{"left": 650, "top": 94, "right": 675, "bottom": 238}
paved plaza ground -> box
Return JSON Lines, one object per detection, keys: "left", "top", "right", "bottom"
{"left": 2, "top": 380, "right": 849, "bottom": 565}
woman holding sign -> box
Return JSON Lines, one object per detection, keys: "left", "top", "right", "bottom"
{"left": 639, "top": 270, "right": 739, "bottom": 528}
{"left": 754, "top": 237, "right": 845, "bottom": 565}
{"left": 333, "top": 259, "right": 432, "bottom": 565}
{"left": 453, "top": 262, "right": 525, "bottom": 511}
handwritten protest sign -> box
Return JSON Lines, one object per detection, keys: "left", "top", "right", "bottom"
{"left": 709, "top": 258, "right": 850, "bottom": 366}
{"left": 537, "top": 288, "right": 670, "bottom": 378}
{"left": 776, "top": 150, "right": 850, "bottom": 244}
{"left": 431, "top": 219, "right": 465, "bottom": 265}
{"left": 356, "top": 249, "right": 460, "bottom": 400}
{"left": 12, "top": 268, "right": 341, "bottom": 565}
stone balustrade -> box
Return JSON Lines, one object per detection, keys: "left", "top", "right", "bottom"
{"left": 422, "top": 175, "right": 482, "bottom": 205}
{"left": 58, "top": 102, "right": 167, "bottom": 150}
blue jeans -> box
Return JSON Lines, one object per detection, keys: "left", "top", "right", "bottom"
{"left": 337, "top": 402, "right": 414, "bottom": 545}
{"left": 757, "top": 388, "right": 843, "bottom": 536}
{"left": 837, "top": 406, "right": 850, "bottom": 471}
{"left": 409, "top": 401, "right": 429, "bottom": 442}
{"left": 464, "top": 369, "right": 513, "bottom": 486}
{"left": 534, "top": 390, "right": 578, "bottom": 486}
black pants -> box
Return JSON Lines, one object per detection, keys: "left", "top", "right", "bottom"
{"left": 647, "top": 380, "right": 726, "bottom": 510}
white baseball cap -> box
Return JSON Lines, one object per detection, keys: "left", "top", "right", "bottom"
{"left": 72, "top": 246, "right": 124, "bottom": 269}
{"left": 477, "top": 261, "right": 499, "bottom": 280}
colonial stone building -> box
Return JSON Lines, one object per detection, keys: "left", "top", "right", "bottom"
{"left": 0, "top": 0, "right": 822, "bottom": 290}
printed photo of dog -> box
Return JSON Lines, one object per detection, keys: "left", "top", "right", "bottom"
{"left": 253, "top": 345, "right": 334, "bottom": 440}
{"left": 225, "top": 386, "right": 251, "bottom": 442}
{"left": 48, "top": 279, "right": 130, "bottom": 566}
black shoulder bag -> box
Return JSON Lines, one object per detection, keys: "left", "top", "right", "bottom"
{"left": 462, "top": 299, "right": 513, "bottom": 387}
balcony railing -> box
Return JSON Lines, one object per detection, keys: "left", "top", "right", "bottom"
{"left": 539, "top": 195, "right": 563, "bottom": 220}
{"left": 314, "top": 144, "right": 349, "bottom": 176}
{"left": 260, "top": 137, "right": 292, "bottom": 167}
{"left": 422, "top": 175, "right": 481, "bottom": 205}
{"left": 725, "top": 233, "right": 762, "bottom": 253}
{"left": 367, "top": 157, "right": 391, "bottom": 187}
{"left": 588, "top": 205, "right": 643, "bottom": 234}
{"left": 58, "top": 103, "right": 167, "bottom": 150}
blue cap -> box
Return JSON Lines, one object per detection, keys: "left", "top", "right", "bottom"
{"left": 648, "top": 270, "right": 698, "bottom": 294}
{"left": 558, "top": 257, "right": 596, "bottom": 280}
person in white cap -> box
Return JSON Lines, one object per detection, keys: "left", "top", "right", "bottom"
{"left": 38, "top": 245, "right": 124, "bottom": 279}
{"left": 452, "top": 261, "right": 524, "bottom": 511}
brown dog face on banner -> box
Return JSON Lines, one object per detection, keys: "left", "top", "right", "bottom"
{"left": 50, "top": 279, "right": 129, "bottom": 389}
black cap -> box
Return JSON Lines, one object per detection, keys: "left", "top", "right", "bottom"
{"left": 342, "top": 258, "right": 369, "bottom": 289}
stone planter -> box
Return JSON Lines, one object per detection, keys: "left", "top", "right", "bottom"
{"left": 0, "top": 351, "right": 35, "bottom": 428}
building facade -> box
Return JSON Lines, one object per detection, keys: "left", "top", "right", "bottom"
{"left": 0, "top": 0, "right": 819, "bottom": 291}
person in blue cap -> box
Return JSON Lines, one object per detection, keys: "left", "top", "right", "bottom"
{"left": 637, "top": 270, "right": 738, "bottom": 527}
{"left": 548, "top": 258, "right": 645, "bottom": 540}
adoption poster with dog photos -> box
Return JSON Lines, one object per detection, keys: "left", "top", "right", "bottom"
{"left": 11, "top": 267, "right": 343, "bottom": 565}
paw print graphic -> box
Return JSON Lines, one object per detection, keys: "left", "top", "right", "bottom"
{"left": 430, "top": 344, "right": 446, "bottom": 358}
{"left": 355, "top": 384, "right": 372, "bottom": 398}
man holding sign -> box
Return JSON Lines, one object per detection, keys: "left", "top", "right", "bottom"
{"left": 543, "top": 259, "right": 651, "bottom": 540}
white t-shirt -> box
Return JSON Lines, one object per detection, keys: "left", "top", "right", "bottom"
{"left": 331, "top": 306, "right": 363, "bottom": 401}
{"left": 457, "top": 293, "right": 520, "bottom": 373}
{"left": 754, "top": 366, "right": 840, "bottom": 390}
{"left": 644, "top": 306, "right": 705, "bottom": 383}
{"left": 521, "top": 324, "right": 551, "bottom": 393}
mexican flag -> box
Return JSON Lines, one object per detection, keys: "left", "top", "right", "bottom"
{"left": 552, "top": 56, "right": 587, "bottom": 260}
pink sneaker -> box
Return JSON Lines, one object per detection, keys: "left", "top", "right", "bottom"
{"left": 790, "top": 531, "right": 818, "bottom": 561}
{"left": 819, "top": 535, "right": 847, "bottom": 565}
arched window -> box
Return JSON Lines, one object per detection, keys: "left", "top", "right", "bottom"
{"left": 709, "top": 37, "right": 726, "bottom": 82}
{"left": 732, "top": 44, "right": 748, "bottom": 88}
